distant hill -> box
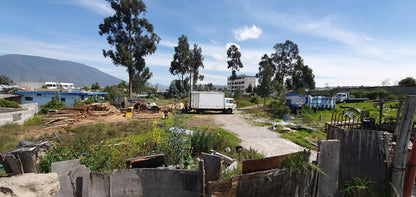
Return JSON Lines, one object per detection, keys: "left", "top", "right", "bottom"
{"left": 0, "top": 54, "right": 122, "bottom": 87}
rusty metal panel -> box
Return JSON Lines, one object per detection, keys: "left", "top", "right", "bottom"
{"left": 242, "top": 152, "right": 301, "bottom": 174}
{"left": 125, "top": 154, "right": 165, "bottom": 169}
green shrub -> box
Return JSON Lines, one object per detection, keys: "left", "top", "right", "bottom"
{"left": 367, "top": 88, "right": 396, "bottom": 100}
{"left": 250, "top": 96, "right": 259, "bottom": 104}
{"left": 341, "top": 177, "right": 373, "bottom": 197}
{"left": 281, "top": 152, "right": 324, "bottom": 176}
{"left": 0, "top": 99, "right": 21, "bottom": 108}
{"left": 40, "top": 98, "right": 67, "bottom": 114}
{"left": 267, "top": 96, "right": 290, "bottom": 119}
{"left": 350, "top": 89, "right": 369, "bottom": 98}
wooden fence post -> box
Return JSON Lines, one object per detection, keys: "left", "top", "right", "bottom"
{"left": 391, "top": 95, "right": 416, "bottom": 196}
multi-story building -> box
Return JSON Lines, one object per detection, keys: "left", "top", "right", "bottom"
{"left": 227, "top": 74, "right": 256, "bottom": 95}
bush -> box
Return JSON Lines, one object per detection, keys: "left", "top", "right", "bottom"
{"left": 367, "top": 88, "right": 396, "bottom": 100}
{"left": 350, "top": 89, "right": 369, "bottom": 98}
{"left": 250, "top": 96, "right": 259, "bottom": 104}
{"left": 234, "top": 87, "right": 243, "bottom": 99}
{"left": 267, "top": 96, "right": 290, "bottom": 119}
{"left": 40, "top": 98, "right": 67, "bottom": 114}
{"left": 0, "top": 99, "right": 21, "bottom": 108}
{"left": 341, "top": 177, "right": 374, "bottom": 197}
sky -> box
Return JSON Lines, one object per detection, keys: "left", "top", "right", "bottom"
{"left": 1, "top": 0, "right": 416, "bottom": 88}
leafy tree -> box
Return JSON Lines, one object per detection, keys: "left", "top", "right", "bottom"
{"left": 91, "top": 82, "right": 101, "bottom": 91}
{"left": 189, "top": 44, "right": 204, "bottom": 90}
{"left": 204, "top": 83, "right": 216, "bottom": 91}
{"left": 132, "top": 67, "right": 152, "bottom": 92}
{"left": 257, "top": 54, "right": 274, "bottom": 106}
{"left": 270, "top": 40, "right": 315, "bottom": 91}
{"left": 166, "top": 79, "right": 188, "bottom": 98}
{"left": 82, "top": 86, "right": 90, "bottom": 91}
{"left": 117, "top": 80, "right": 128, "bottom": 89}
{"left": 0, "top": 75, "right": 13, "bottom": 85}
{"left": 398, "top": 77, "right": 416, "bottom": 87}
{"left": 99, "top": 0, "right": 160, "bottom": 98}
{"left": 286, "top": 58, "right": 315, "bottom": 92}
{"left": 170, "top": 35, "right": 190, "bottom": 89}
{"left": 271, "top": 40, "right": 299, "bottom": 84}
{"left": 40, "top": 98, "right": 67, "bottom": 114}
{"left": 234, "top": 87, "right": 243, "bottom": 99}
{"left": 227, "top": 45, "right": 243, "bottom": 81}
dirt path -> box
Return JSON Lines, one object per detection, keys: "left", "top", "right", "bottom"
{"left": 212, "top": 109, "right": 305, "bottom": 157}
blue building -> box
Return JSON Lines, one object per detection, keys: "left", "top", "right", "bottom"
{"left": 15, "top": 90, "right": 107, "bottom": 111}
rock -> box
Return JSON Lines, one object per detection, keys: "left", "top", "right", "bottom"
{"left": 0, "top": 173, "right": 59, "bottom": 197}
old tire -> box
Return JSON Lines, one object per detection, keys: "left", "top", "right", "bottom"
{"left": 226, "top": 108, "right": 233, "bottom": 114}
{"left": 198, "top": 109, "right": 205, "bottom": 114}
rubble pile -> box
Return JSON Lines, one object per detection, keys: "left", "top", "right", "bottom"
{"left": 43, "top": 103, "right": 119, "bottom": 126}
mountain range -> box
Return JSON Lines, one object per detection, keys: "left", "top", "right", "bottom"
{"left": 0, "top": 54, "right": 122, "bottom": 87}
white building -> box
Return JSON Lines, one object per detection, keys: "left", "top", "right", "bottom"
{"left": 227, "top": 74, "right": 256, "bottom": 95}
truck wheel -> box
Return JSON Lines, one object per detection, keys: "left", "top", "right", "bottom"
{"left": 198, "top": 110, "right": 205, "bottom": 114}
{"left": 226, "top": 108, "right": 233, "bottom": 114}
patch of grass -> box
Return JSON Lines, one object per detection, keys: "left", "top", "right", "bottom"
{"left": 279, "top": 129, "right": 326, "bottom": 150}
{"left": 0, "top": 123, "right": 22, "bottom": 151}
{"left": 22, "top": 115, "right": 46, "bottom": 130}
{"left": 211, "top": 127, "right": 241, "bottom": 146}
{"left": 0, "top": 115, "right": 49, "bottom": 152}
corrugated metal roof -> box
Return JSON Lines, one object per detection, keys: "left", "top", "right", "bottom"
{"left": 14, "top": 91, "right": 107, "bottom": 96}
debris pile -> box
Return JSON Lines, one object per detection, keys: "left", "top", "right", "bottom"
{"left": 160, "top": 102, "right": 185, "bottom": 113}
{"left": 43, "top": 103, "right": 119, "bottom": 126}
{"left": 133, "top": 100, "right": 159, "bottom": 112}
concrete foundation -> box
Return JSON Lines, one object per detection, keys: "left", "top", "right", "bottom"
{"left": 0, "top": 103, "right": 37, "bottom": 126}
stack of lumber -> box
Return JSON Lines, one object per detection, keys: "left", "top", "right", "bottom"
{"left": 43, "top": 103, "right": 119, "bottom": 126}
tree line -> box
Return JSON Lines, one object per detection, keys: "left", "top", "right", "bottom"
{"left": 97, "top": 0, "right": 416, "bottom": 101}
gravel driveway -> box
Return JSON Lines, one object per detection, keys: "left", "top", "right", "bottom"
{"left": 212, "top": 109, "right": 305, "bottom": 157}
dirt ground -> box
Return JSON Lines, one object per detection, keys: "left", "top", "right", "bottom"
{"left": 210, "top": 109, "right": 305, "bottom": 157}
{"left": 20, "top": 113, "right": 129, "bottom": 140}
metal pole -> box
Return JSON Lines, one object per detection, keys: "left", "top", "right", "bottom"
{"left": 391, "top": 96, "right": 416, "bottom": 196}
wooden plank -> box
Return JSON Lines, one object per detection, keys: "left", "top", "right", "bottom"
{"left": 391, "top": 95, "right": 416, "bottom": 196}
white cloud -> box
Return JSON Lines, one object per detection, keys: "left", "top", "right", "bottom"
{"left": 234, "top": 25, "right": 263, "bottom": 41}
{"left": 73, "top": 0, "right": 114, "bottom": 15}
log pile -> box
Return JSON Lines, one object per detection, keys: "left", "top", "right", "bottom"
{"left": 43, "top": 103, "right": 119, "bottom": 126}
{"left": 159, "top": 102, "right": 185, "bottom": 114}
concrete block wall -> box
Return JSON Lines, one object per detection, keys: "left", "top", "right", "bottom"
{"left": 0, "top": 103, "right": 38, "bottom": 126}
{"left": 52, "top": 159, "right": 204, "bottom": 197}
{"left": 89, "top": 168, "right": 204, "bottom": 197}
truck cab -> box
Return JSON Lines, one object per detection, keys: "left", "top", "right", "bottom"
{"left": 335, "top": 92, "right": 349, "bottom": 103}
{"left": 224, "top": 98, "right": 237, "bottom": 114}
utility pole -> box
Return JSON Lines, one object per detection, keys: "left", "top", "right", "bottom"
{"left": 391, "top": 95, "right": 416, "bottom": 196}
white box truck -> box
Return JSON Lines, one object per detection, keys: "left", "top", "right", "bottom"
{"left": 189, "top": 91, "right": 236, "bottom": 114}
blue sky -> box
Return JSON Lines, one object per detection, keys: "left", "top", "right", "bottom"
{"left": 1, "top": 0, "right": 415, "bottom": 87}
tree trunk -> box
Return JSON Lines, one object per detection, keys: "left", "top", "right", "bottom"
{"left": 128, "top": 67, "right": 134, "bottom": 98}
